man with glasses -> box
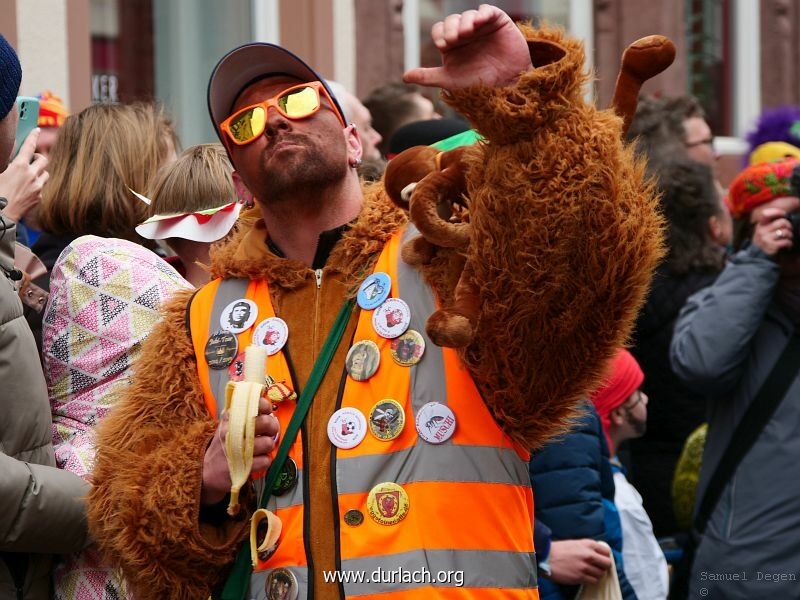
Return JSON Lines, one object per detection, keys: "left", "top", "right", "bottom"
{"left": 88, "top": 5, "right": 664, "bottom": 600}
{"left": 591, "top": 349, "right": 669, "bottom": 600}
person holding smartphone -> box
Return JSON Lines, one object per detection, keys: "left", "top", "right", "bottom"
{"left": 0, "top": 34, "right": 89, "bottom": 599}
{"left": 0, "top": 100, "right": 49, "bottom": 246}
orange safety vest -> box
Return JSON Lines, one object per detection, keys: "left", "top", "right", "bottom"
{"left": 190, "top": 226, "right": 538, "bottom": 599}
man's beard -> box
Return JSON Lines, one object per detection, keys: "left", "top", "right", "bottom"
{"left": 257, "top": 136, "right": 348, "bottom": 204}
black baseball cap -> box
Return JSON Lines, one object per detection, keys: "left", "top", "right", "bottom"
{"left": 207, "top": 42, "right": 346, "bottom": 143}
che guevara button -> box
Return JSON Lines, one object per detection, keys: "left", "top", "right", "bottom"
{"left": 327, "top": 407, "right": 368, "bottom": 449}
{"left": 390, "top": 329, "right": 425, "bottom": 366}
{"left": 253, "top": 317, "right": 288, "bottom": 355}
{"left": 415, "top": 402, "right": 457, "bottom": 444}
{"left": 369, "top": 399, "right": 405, "bottom": 441}
{"left": 204, "top": 331, "right": 238, "bottom": 370}
{"left": 271, "top": 457, "right": 298, "bottom": 496}
{"left": 367, "top": 482, "right": 410, "bottom": 525}
{"left": 219, "top": 298, "right": 258, "bottom": 334}
{"left": 264, "top": 567, "right": 299, "bottom": 600}
{"left": 372, "top": 298, "right": 411, "bottom": 339}
{"left": 343, "top": 509, "right": 364, "bottom": 527}
{"left": 346, "top": 340, "right": 380, "bottom": 382}
{"left": 357, "top": 272, "right": 391, "bottom": 310}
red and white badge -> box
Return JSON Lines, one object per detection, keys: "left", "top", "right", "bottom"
{"left": 415, "top": 402, "right": 457, "bottom": 444}
{"left": 327, "top": 407, "right": 367, "bottom": 449}
{"left": 253, "top": 317, "right": 288, "bottom": 355}
{"left": 372, "top": 298, "right": 411, "bottom": 339}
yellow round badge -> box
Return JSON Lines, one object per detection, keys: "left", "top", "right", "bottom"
{"left": 367, "top": 482, "right": 410, "bottom": 525}
{"left": 368, "top": 399, "right": 405, "bottom": 440}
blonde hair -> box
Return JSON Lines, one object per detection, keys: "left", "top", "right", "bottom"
{"left": 39, "top": 102, "right": 178, "bottom": 240}
{"left": 146, "top": 144, "right": 234, "bottom": 217}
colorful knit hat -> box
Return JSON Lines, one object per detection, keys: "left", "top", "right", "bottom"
{"left": 725, "top": 158, "right": 799, "bottom": 219}
{"left": 749, "top": 141, "right": 800, "bottom": 166}
{"left": 590, "top": 349, "right": 644, "bottom": 452}
{"left": 0, "top": 35, "right": 22, "bottom": 120}
{"left": 37, "top": 91, "right": 68, "bottom": 127}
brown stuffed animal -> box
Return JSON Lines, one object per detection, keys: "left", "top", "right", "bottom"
{"left": 384, "top": 33, "right": 676, "bottom": 348}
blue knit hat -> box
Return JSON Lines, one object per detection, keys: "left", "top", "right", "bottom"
{"left": 0, "top": 35, "right": 22, "bottom": 120}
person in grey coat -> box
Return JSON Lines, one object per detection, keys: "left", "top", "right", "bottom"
{"left": 0, "top": 35, "right": 89, "bottom": 599}
{"left": 670, "top": 157, "right": 800, "bottom": 599}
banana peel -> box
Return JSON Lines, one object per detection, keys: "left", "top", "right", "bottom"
{"left": 250, "top": 508, "right": 283, "bottom": 566}
{"left": 224, "top": 345, "right": 267, "bottom": 516}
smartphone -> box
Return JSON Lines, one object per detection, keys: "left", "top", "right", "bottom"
{"left": 12, "top": 96, "right": 40, "bottom": 159}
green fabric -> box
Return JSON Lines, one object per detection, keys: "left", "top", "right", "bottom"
{"left": 219, "top": 299, "right": 355, "bottom": 600}
{"left": 430, "top": 128, "right": 483, "bottom": 150}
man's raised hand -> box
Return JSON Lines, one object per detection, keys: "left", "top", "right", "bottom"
{"left": 403, "top": 4, "right": 532, "bottom": 91}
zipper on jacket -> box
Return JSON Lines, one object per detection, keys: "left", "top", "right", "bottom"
{"left": 315, "top": 268, "right": 323, "bottom": 289}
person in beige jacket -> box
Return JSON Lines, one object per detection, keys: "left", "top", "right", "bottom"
{"left": 0, "top": 34, "right": 89, "bottom": 599}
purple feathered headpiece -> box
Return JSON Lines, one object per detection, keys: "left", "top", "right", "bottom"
{"left": 745, "top": 106, "right": 800, "bottom": 165}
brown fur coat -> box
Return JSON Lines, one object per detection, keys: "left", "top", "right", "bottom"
{"left": 87, "top": 23, "right": 663, "bottom": 600}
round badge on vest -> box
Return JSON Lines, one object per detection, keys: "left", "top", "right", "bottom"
{"left": 367, "top": 482, "right": 410, "bottom": 525}
{"left": 343, "top": 508, "right": 364, "bottom": 527}
{"left": 372, "top": 298, "right": 411, "bottom": 339}
{"left": 253, "top": 317, "right": 289, "bottom": 355}
{"left": 204, "top": 331, "right": 238, "bottom": 370}
{"left": 357, "top": 272, "right": 392, "bottom": 310}
{"left": 327, "top": 407, "right": 368, "bottom": 449}
{"left": 219, "top": 298, "right": 258, "bottom": 334}
{"left": 369, "top": 399, "right": 405, "bottom": 441}
{"left": 346, "top": 340, "right": 380, "bottom": 382}
{"left": 227, "top": 351, "right": 247, "bottom": 381}
{"left": 415, "top": 402, "right": 457, "bottom": 444}
{"left": 271, "top": 456, "right": 298, "bottom": 496}
{"left": 264, "top": 567, "right": 299, "bottom": 600}
{"left": 390, "top": 329, "right": 425, "bottom": 366}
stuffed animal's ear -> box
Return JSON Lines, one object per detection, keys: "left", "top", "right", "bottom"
{"left": 384, "top": 146, "right": 440, "bottom": 209}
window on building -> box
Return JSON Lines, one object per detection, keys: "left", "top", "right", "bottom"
{"left": 685, "top": 0, "right": 732, "bottom": 136}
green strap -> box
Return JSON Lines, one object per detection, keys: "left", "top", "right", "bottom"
{"left": 219, "top": 298, "right": 355, "bottom": 600}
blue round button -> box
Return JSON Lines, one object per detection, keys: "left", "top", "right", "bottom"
{"left": 357, "top": 272, "right": 392, "bottom": 310}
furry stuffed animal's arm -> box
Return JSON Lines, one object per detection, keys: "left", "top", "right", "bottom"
{"left": 442, "top": 24, "right": 665, "bottom": 449}
{"left": 87, "top": 288, "right": 252, "bottom": 600}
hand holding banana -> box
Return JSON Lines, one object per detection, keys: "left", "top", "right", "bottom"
{"left": 200, "top": 346, "right": 280, "bottom": 509}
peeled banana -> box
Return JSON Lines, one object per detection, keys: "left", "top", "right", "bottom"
{"left": 225, "top": 345, "right": 267, "bottom": 516}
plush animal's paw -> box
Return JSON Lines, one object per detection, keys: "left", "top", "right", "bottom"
{"left": 620, "top": 35, "right": 676, "bottom": 82}
{"left": 426, "top": 309, "right": 475, "bottom": 348}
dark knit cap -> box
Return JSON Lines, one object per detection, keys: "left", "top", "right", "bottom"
{"left": 0, "top": 35, "right": 22, "bottom": 120}
{"left": 388, "top": 118, "right": 470, "bottom": 157}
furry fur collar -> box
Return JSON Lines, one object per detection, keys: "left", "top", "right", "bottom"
{"left": 208, "top": 181, "right": 407, "bottom": 290}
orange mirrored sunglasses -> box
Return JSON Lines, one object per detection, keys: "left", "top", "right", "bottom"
{"left": 220, "top": 81, "right": 345, "bottom": 146}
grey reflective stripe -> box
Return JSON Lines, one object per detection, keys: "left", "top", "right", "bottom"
{"left": 397, "top": 223, "right": 449, "bottom": 418}
{"left": 262, "top": 469, "right": 305, "bottom": 510}
{"left": 249, "top": 565, "right": 308, "bottom": 600}
{"left": 207, "top": 278, "right": 250, "bottom": 419}
{"left": 337, "top": 444, "right": 531, "bottom": 495}
{"left": 341, "top": 549, "right": 537, "bottom": 596}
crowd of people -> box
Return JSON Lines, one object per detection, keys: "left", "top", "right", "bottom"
{"left": 2, "top": 4, "right": 800, "bottom": 600}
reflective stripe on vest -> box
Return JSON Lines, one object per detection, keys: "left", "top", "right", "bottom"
{"left": 335, "top": 225, "right": 537, "bottom": 598}
{"left": 190, "top": 226, "right": 537, "bottom": 599}
{"left": 189, "top": 278, "right": 309, "bottom": 598}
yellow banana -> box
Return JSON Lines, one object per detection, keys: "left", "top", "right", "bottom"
{"left": 225, "top": 345, "right": 267, "bottom": 516}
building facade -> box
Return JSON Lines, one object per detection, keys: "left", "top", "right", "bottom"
{"left": 0, "top": 0, "right": 797, "bottom": 183}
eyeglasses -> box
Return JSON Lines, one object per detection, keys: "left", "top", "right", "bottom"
{"left": 685, "top": 136, "right": 715, "bottom": 149}
{"left": 219, "top": 81, "right": 344, "bottom": 147}
{"left": 624, "top": 390, "right": 646, "bottom": 411}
